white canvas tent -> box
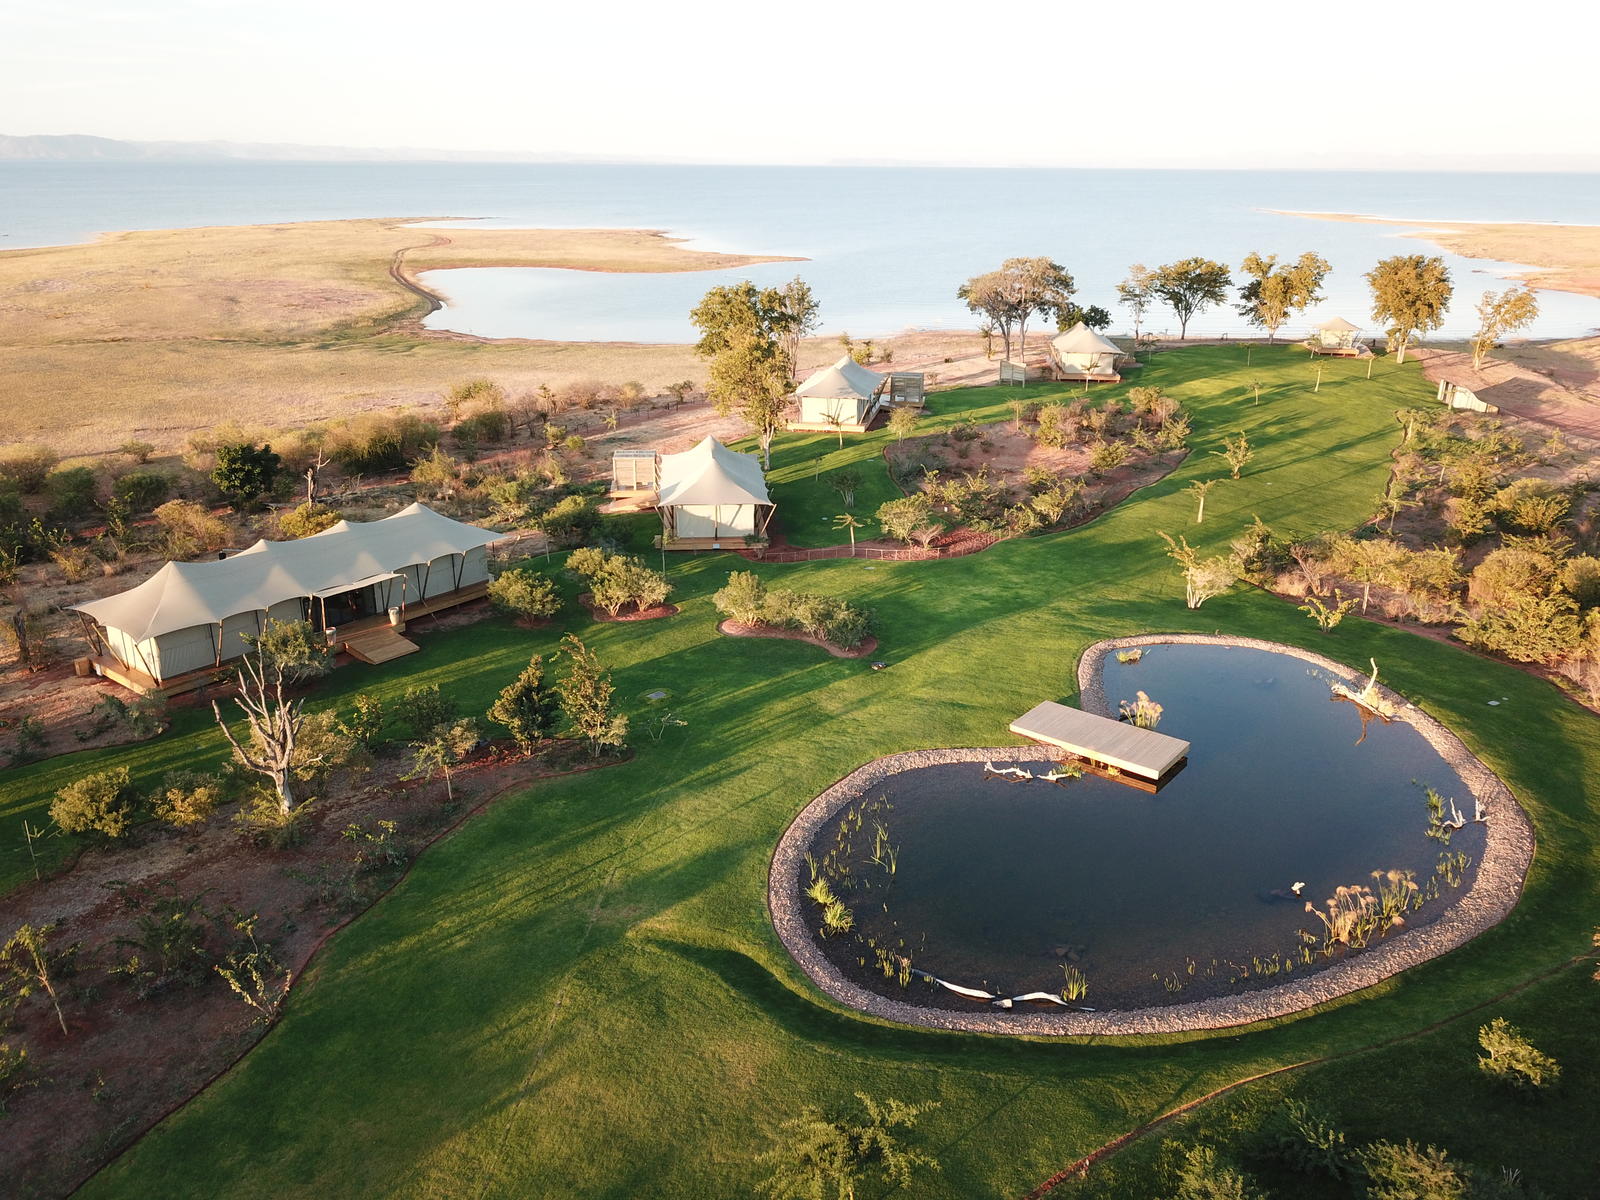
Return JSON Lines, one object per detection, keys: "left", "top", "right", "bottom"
{"left": 794, "top": 355, "right": 887, "bottom": 430}
{"left": 73, "top": 503, "right": 502, "bottom": 685}
{"left": 656, "top": 437, "right": 774, "bottom": 546}
{"left": 1050, "top": 323, "right": 1123, "bottom": 380}
{"left": 1314, "top": 317, "right": 1361, "bottom": 349}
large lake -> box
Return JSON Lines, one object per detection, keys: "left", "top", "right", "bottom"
{"left": 3, "top": 162, "right": 1598, "bottom": 341}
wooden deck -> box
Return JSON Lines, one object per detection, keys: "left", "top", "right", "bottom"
{"left": 1051, "top": 368, "right": 1123, "bottom": 384}
{"left": 1009, "top": 700, "right": 1190, "bottom": 782}
{"left": 341, "top": 627, "right": 420, "bottom": 664}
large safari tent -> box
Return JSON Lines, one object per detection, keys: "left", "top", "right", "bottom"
{"left": 72, "top": 503, "right": 502, "bottom": 693}
{"left": 655, "top": 436, "right": 774, "bottom": 549}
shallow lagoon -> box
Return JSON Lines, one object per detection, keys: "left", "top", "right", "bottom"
{"left": 805, "top": 644, "right": 1486, "bottom": 1010}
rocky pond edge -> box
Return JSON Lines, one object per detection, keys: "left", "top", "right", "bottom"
{"left": 766, "top": 633, "right": 1534, "bottom": 1036}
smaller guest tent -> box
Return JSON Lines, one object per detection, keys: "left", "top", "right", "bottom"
{"left": 794, "top": 355, "right": 887, "bottom": 430}
{"left": 1050, "top": 323, "right": 1123, "bottom": 380}
{"left": 656, "top": 437, "right": 774, "bottom": 546}
{"left": 1314, "top": 317, "right": 1361, "bottom": 349}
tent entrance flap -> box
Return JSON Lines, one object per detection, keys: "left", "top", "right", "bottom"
{"left": 312, "top": 572, "right": 405, "bottom": 630}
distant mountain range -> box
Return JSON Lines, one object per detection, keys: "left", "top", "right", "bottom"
{"left": 0, "top": 134, "right": 622, "bottom": 164}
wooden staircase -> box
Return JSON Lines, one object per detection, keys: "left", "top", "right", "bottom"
{"left": 341, "top": 626, "right": 420, "bottom": 665}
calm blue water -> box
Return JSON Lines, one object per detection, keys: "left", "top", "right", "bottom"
{"left": 806, "top": 644, "right": 1486, "bottom": 1011}
{"left": 4, "top": 162, "right": 1598, "bottom": 341}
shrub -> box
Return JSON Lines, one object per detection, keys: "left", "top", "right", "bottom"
{"left": 1457, "top": 591, "right": 1581, "bottom": 664}
{"left": 50, "top": 766, "right": 139, "bottom": 838}
{"left": 1259, "top": 1099, "right": 1351, "bottom": 1179}
{"left": 1355, "top": 1139, "right": 1469, "bottom": 1200}
{"left": 0, "top": 445, "right": 59, "bottom": 493}
{"left": 1088, "top": 440, "right": 1131, "bottom": 474}
{"left": 325, "top": 412, "right": 440, "bottom": 473}
{"left": 582, "top": 553, "right": 670, "bottom": 616}
{"left": 713, "top": 571, "right": 767, "bottom": 626}
{"left": 444, "top": 377, "right": 507, "bottom": 421}
{"left": 212, "top": 442, "right": 281, "bottom": 507}
{"left": 45, "top": 466, "right": 99, "bottom": 519}
{"left": 1166, "top": 1143, "right": 1263, "bottom": 1200}
{"left": 876, "top": 494, "right": 936, "bottom": 545}
{"left": 276, "top": 501, "right": 340, "bottom": 540}
{"left": 1559, "top": 555, "right": 1600, "bottom": 608}
{"left": 152, "top": 769, "right": 228, "bottom": 828}
{"left": 49, "top": 544, "right": 101, "bottom": 582}
{"left": 539, "top": 494, "right": 601, "bottom": 547}
{"left": 338, "top": 693, "right": 387, "bottom": 750}
{"left": 887, "top": 407, "right": 918, "bottom": 441}
{"left": 396, "top": 684, "right": 454, "bottom": 739}
{"left": 112, "top": 469, "right": 172, "bottom": 514}
{"left": 119, "top": 441, "right": 156, "bottom": 464}
{"left": 1478, "top": 1017, "right": 1561, "bottom": 1093}
{"left": 153, "top": 499, "right": 231, "bottom": 558}
{"left": 489, "top": 566, "right": 562, "bottom": 622}
{"left": 1034, "top": 404, "right": 1075, "bottom": 448}
{"left": 455, "top": 407, "right": 510, "bottom": 448}
{"left": 411, "top": 445, "right": 461, "bottom": 500}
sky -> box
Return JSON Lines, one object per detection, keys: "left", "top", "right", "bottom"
{"left": 4, "top": 0, "right": 1598, "bottom": 169}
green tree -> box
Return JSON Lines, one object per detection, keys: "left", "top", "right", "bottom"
{"left": 211, "top": 442, "right": 281, "bottom": 508}
{"left": 775, "top": 276, "right": 821, "bottom": 379}
{"left": 489, "top": 657, "right": 561, "bottom": 754}
{"left": 277, "top": 501, "right": 340, "bottom": 539}
{"left": 887, "top": 406, "right": 918, "bottom": 441}
{"left": 1188, "top": 478, "right": 1219, "bottom": 523}
{"left": 557, "top": 634, "right": 628, "bottom": 758}
{"left": 406, "top": 718, "right": 480, "bottom": 802}
{"left": 875, "top": 494, "right": 936, "bottom": 545}
{"left": 212, "top": 641, "right": 312, "bottom": 818}
{"left": 1213, "top": 431, "right": 1254, "bottom": 479}
{"left": 1152, "top": 258, "right": 1233, "bottom": 339}
{"left": 1116, "top": 263, "right": 1158, "bottom": 342}
{"left": 1366, "top": 255, "right": 1453, "bottom": 363}
{"left": 832, "top": 513, "right": 865, "bottom": 554}
{"left": 1470, "top": 286, "right": 1540, "bottom": 370}
{"left": 1, "top": 924, "right": 70, "bottom": 1036}
{"left": 1053, "top": 302, "right": 1112, "bottom": 331}
{"left": 1355, "top": 1139, "right": 1469, "bottom": 1200}
{"left": 713, "top": 570, "right": 767, "bottom": 625}
{"left": 243, "top": 618, "right": 331, "bottom": 683}
{"left": 1236, "top": 251, "right": 1331, "bottom": 342}
{"left": 690, "top": 281, "right": 795, "bottom": 468}
{"left": 957, "top": 270, "right": 1019, "bottom": 361}
{"left": 754, "top": 1093, "right": 941, "bottom": 1200}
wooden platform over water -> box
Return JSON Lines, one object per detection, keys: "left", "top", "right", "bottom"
{"left": 1009, "top": 700, "right": 1189, "bottom": 782}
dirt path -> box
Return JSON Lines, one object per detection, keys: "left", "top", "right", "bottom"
{"left": 388, "top": 230, "right": 452, "bottom": 320}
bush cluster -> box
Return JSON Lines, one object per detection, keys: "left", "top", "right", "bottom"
{"left": 567, "top": 547, "right": 671, "bottom": 617}
{"left": 712, "top": 571, "right": 872, "bottom": 650}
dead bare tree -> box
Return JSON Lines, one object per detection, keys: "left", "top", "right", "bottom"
{"left": 212, "top": 646, "right": 305, "bottom": 816}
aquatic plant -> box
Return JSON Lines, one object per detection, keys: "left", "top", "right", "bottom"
{"left": 1436, "top": 851, "right": 1472, "bottom": 889}
{"left": 1060, "top": 965, "right": 1089, "bottom": 1002}
{"left": 1118, "top": 690, "right": 1164, "bottom": 729}
{"left": 1372, "top": 869, "right": 1418, "bottom": 936}
{"left": 806, "top": 877, "right": 838, "bottom": 907}
{"left": 821, "top": 900, "right": 855, "bottom": 937}
{"left": 1116, "top": 648, "right": 1144, "bottom": 664}
{"left": 1304, "top": 884, "right": 1379, "bottom": 954}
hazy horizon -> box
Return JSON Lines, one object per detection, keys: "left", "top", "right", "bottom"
{"left": 6, "top": 0, "right": 1595, "bottom": 172}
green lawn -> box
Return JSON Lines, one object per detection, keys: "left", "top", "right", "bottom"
{"left": 9, "top": 346, "right": 1598, "bottom": 1198}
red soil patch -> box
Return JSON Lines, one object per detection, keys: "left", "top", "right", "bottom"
{"left": 716, "top": 619, "right": 877, "bottom": 660}
{"left": 577, "top": 593, "right": 680, "bottom": 622}
{"left": 0, "top": 738, "right": 623, "bottom": 1198}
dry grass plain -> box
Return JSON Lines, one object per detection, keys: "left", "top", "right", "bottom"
{"left": 0, "top": 218, "right": 800, "bottom": 455}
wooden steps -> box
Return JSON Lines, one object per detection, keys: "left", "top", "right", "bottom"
{"left": 341, "top": 626, "right": 420, "bottom": 665}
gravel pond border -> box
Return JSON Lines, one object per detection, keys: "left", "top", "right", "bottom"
{"left": 767, "top": 633, "right": 1533, "bottom": 1035}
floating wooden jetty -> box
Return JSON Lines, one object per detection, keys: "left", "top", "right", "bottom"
{"left": 1008, "top": 701, "right": 1190, "bottom": 784}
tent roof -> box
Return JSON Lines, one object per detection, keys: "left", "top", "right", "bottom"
{"left": 1317, "top": 316, "right": 1361, "bottom": 332}
{"left": 1051, "top": 322, "right": 1122, "bottom": 356}
{"left": 73, "top": 502, "right": 502, "bottom": 641}
{"left": 795, "top": 355, "right": 886, "bottom": 401}
{"left": 656, "top": 437, "right": 771, "bottom": 508}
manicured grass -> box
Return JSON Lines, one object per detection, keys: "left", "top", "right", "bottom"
{"left": 18, "top": 346, "right": 1596, "bottom": 1199}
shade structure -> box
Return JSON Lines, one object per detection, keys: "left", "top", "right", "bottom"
{"left": 655, "top": 437, "right": 773, "bottom": 544}
{"left": 1317, "top": 316, "right": 1361, "bottom": 333}
{"left": 73, "top": 503, "right": 503, "bottom": 683}
{"left": 656, "top": 437, "right": 771, "bottom": 508}
{"left": 795, "top": 355, "right": 886, "bottom": 401}
{"left": 1050, "top": 322, "right": 1122, "bottom": 359}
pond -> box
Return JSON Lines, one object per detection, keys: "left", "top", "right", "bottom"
{"left": 797, "top": 643, "right": 1490, "bottom": 1013}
